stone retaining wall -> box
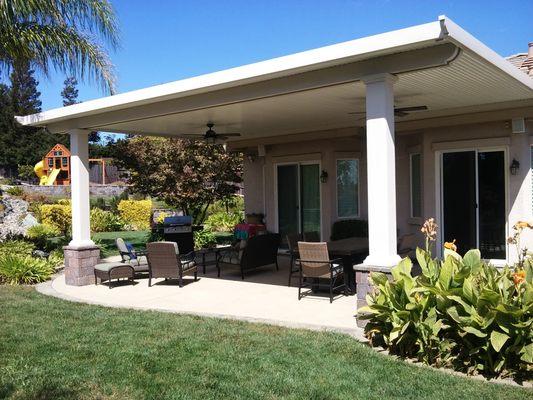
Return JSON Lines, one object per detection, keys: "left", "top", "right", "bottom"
{"left": 21, "top": 184, "right": 128, "bottom": 198}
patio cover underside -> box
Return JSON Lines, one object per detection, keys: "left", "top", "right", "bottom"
{"left": 29, "top": 46, "right": 533, "bottom": 146}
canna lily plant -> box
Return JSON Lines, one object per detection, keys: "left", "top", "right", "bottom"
{"left": 359, "top": 218, "right": 533, "bottom": 378}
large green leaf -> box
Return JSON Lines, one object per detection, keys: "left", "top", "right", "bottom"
{"left": 439, "top": 256, "right": 455, "bottom": 290}
{"left": 463, "top": 326, "right": 487, "bottom": 338}
{"left": 369, "top": 272, "right": 388, "bottom": 287}
{"left": 463, "top": 249, "right": 481, "bottom": 272}
{"left": 416, "top": 247, "right": 429, "bottom": 274}
{"left": 520, "top": 343, "right": 533, "bottom": 363}
{"left": 490, "top": 330, "right": 509, "bottom": 352}
{"left": 462, "top": 276, "right": 475, "bottom": 303}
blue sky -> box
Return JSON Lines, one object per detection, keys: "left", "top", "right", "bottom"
{"left": 37, "top": 0, "right": 533, "bottom": 110}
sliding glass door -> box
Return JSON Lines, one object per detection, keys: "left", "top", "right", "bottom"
{"left": 441, "top": 150, "right": 506, "bottom": 259}
{"left": 277, "top": 163, "right": 321, "bottom": 239}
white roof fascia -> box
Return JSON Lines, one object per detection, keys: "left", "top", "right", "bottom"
{"left": 16, "top": 16, "right": 533, "bottom": 128}
{"left": 16, "top": 20, "right": 444, "bottom": 127}
{"left": 439, "top": 15, "right": 533, "bottom": 90}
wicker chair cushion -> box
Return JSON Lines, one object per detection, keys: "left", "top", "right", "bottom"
{"left": 180, "top": 259, "right": 197, "bottom": 271}
{"left": 219, "top": 240, "right": 246, "bottom": 265}
{"left": 219, "top": 251, "right": 240, "bottom": 264}
{"left": 94, "top": 262, "right": 130, "bottom": 272}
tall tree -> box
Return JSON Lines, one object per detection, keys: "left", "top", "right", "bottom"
{"left": 0, "top": 0, "right": 119, "bottom": 94}
{"left": 114, "top": 137, "right": 243, "bottom": 224}
{"left": 60, "top": 76, "right": 100, "bottom": 142}
{"left": 61, "top": 77, "right": 79, "bottom": 107}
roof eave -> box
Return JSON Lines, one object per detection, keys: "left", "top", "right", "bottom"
{"left": 15, "top": 19, "right": 445, "bottom": 128}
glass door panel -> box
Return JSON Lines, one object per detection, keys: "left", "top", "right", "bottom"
{"left": 442, "top": 151, "right": 477, "bottom": 255}
{"left": 478, "top": 151, "right": 506, "bottom": 259}
{"left": 277, "top": 165, "right": 299, "bottom": 239}
{"left": 300, "top": 164, "right": 321, "bottom": 235}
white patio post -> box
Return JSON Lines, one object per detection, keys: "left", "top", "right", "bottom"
{"left": 362, "top": 73, "right": 401, "bottom": 267}
{"left": 69, "top": 129, "right": 94, "bottom": 247}
{"left": 63, "top": 129, "right": 99, "bottom": 286}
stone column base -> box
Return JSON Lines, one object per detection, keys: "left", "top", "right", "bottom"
{"left": 63, "top": 245, "right": 100, "bottom": 286}
{"left": 354, "top": 264, "right": 392, "bottom": 328}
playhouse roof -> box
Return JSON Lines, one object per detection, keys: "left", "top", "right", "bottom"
{"left": 45, "top": 143, "right": 70, "bottom": 158}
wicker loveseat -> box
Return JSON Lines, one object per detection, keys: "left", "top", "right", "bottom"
{"left": 217, "top": 233, "right": 281, "bottom": 279}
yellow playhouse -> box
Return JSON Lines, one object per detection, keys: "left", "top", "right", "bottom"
{"left": 34, "top": 143, "right": 71, "bottom": 185}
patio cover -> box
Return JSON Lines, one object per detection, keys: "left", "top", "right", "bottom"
{"left": 14, "top": 16, "right": 533, "bottom": 281}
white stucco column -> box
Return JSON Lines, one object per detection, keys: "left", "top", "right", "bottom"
{"left": 69, "top": 129, "right": 94, "bottom": 248}
{"left": 362, "top": 73, "right": 401, "bottom": 267}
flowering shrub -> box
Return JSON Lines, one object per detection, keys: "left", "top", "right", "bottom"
{"left": 0, "top": 240, "right": 35, "bottom": 258}
{"left": 205, "top": 211, "right": 242, "bottom": 232}
{"left": 40, "top": 202, "right": 71, "bottom": 235}
{"left": 90, "top": 208, "right": 124, "bottom": 232}
{"left": 359, "top": 218, "right": 533, "bottom": 378}
{"left": 26, "top": 224, "right": 61, "bottom": 250}
{"left": 194, "top": 229, "right": 217, "bottom": 249}
{"left": 117, "top": 200, "right": 152, "bottom": 231}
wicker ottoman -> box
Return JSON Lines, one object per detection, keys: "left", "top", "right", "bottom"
{"left": 94, "top": 262, "right": 134, "bottom": 288}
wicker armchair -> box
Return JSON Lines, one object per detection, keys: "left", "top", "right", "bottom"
{"left": 296, "top": 241, "right": 344, "bottom": 303}
{"left": 146, "top": 241, "right": 197, "bottom": 287}
{"left": 286, "top": 233, "right": 302, "bottom": 286}
{"left": 217, "top": 233, "right": 281, "bottom": 279}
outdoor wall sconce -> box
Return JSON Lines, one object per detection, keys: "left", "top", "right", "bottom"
{"left": 510, "top": 159, "right": 520, "bottom": 175}
{"left": 320, "top": 169, "right": 328, "bottom": 183}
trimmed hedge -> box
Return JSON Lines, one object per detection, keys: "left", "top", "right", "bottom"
{"left": 330, "top": 219, "right": 368, "bottom": 240}
{"left": 90, "top": 208, "right": 124, "bottom": 232}
{"left": 41, "top": 202, "right": 71, "bottom": 235}
{"left": 117, "top": 200, "right": 152, "bottom": 231}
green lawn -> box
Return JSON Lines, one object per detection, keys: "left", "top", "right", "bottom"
{"left": 1, "top": 286, "right": 531, "bottom": 400}
{"left": 92, "top": 230, "right": 150, "bottom": 258}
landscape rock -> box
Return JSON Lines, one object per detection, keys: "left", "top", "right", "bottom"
{"left": 0, "top": 195, "right": 31, "bottom": 240}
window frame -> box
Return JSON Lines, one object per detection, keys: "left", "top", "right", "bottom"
{"left": 409, "top": 153, "right": 422, "bottom": 218}
{"left": 335, "top": 157, "right": 360, "bottom": 219}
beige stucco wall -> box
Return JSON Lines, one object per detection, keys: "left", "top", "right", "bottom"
{"left": 242, "top": 117, "right": 533, "bottom": 263}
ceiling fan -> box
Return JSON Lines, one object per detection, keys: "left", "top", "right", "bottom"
{"left": 349, "top": 105, "right": 428, "bottom": 119}
{"left": 180, "top": 123, "right": 241, "bottom": 143}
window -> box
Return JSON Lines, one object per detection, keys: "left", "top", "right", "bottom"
{"left": 336, "top": 159, "right": 359, "bottom": 218}
{"left": 62, "top": 157, "right": 68, "bottom": 167}
{"left": 410, "top": 153, "right": 422, "bottom": 218}
{"left": 48, "top": 158, "right": 53, "bottom": 167}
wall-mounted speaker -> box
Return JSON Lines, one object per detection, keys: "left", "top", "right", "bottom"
{"left": 511, "top": 117, "right": 526, "bottom": 134}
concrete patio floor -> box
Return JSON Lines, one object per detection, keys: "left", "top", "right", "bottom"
{"left": 39, "top": 255, "right": 364, "bottom": 339}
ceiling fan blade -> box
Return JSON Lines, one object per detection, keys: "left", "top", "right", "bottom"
{"left": 348, "top": 111, "right": 366, "bottom": 115}
{"left": 395, "top": 105, "right": 428, "bottom": 112}
{"left": 394, "top": 110, "right": 408, "bottom": 117}
{"left": 219, "top": 133, "right": 241, "bottom": 137}
{"left": 180, "top": 134, "right": 204, "bottom": 138}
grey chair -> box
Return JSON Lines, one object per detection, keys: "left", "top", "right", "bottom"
{"left": 146, "top": 241, "right": 197, "bottom": 287}
{"left": 115, "top": 237, "right": 149, "bottom": 273}
{"left": 297, "top": 241, "right": 344, "bottom": 303}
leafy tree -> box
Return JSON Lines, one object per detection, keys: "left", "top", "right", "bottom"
{"left": 0, "top": 62, "right": 66, "bottom": 175}
{"left": 17, "top": 164, "right": 37, "bottom": 183}
{"left": 113, "top": 137, "right": 243, "bottom": 224}
{"left": 60, "top": 76, "right": 100, "bottom": 142}
{"left": 0, "top": 0, "right": 119, "bottom": 94}
{"left": 61, "top": 77, "right": 79, "bottom": 107}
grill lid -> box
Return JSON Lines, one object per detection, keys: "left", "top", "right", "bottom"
{"left": 163, "top": 215, "right": 192, "bottom": 226}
